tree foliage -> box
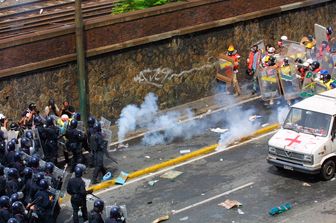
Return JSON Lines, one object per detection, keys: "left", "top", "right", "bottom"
{"left": 112, "top": 0, "right": 179, "bottom": 14}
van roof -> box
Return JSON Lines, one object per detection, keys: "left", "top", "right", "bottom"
{"left": 292, "top": 89, "right": 336, "bottom": 115}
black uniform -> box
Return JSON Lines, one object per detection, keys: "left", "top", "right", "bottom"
{"left": 88, "top": 209, "right": 104, "bottom": 223}
{"left": 105, "top": 219, "right": 124, "bottom": 223}
{"left": 0, "top": 174, "right": 6, "bottom": 196}
{"left": 44, "top": 126, "right": 59, "bottom": 163}
{"left": 65, "top": 129, "right": 84, "bottom": 172}
{"left": 5, "top": 151, "right": 15, "bottom": 167}
{"left": 0, "top": 207, "right": 10, "bottom": 222}
{"left": 13, "top": 213, "right": 29, "bottom": 223}
{"left": 34, "top": 190, "right": 55, "bottom": 223}
{"left": 5, "top": 179, "right": 20, "bottom": 196}
{"left": 67, "top": 176, "right": 89, "bottom": 223}
{"left": 90, "top": 132, "right": 109, "bottom": 184}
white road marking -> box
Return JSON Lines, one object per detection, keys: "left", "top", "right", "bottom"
{"left": 95, "top": 130, "right": 275, "bottom": 196}
{"left": 171, "top": 182, "right": 254, "bottom": 215}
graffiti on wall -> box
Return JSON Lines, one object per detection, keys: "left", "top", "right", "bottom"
{"left": 134, "top": 63, "right": 216, "bottom": 88}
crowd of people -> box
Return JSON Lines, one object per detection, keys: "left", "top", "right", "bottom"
{"left": 0, "top": 99, "right": 125, "bottom": 222}
{"left": 216, "top": 25, "right": 336, "bottom": 106}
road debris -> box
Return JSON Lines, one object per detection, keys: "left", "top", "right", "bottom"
{"left": 39, "top": 9, "right": 44, "bottom": 14}
{"left": 331, "top": 177, "right": 336, "bottom": 182}
{"left": 218, "top": 199, "right": 242, "bottom": 209}
{"left": 261, "top": 123, "right": 270, "bottom": 127}
{"left": 148, "top": 180, "right": 159, "bottom": 186}
{"left": 118, "top": 143, "right": 129, "bottom": 149}
{"left": 269, "top": 203, "right": 292, "bottom": 216}
{"left": 152, "top": 215, "right": 169, "bottom": 223}
{"left": 115, "top": 171, "right": 129, "bottom": 185}
{"left": 179, "top": 216, "right": 189, "bottom": 221}
{"left": 248, "top": 115, "right": 262, "bottom": 122}
{"left": 180, "top": 149, "right": 191, "bottom": 154}
{"left": 145, "top": 155, "right": 151, "bottom": 159}
{"left": 237, "top": 209, "right": 245, "bottom": 215}
{"left": 160, "top": 170, "right": 183, "bottom": 179}
{"left": 210, "top": 128, "right": 229, "bottom": 133}
{"left": 302, "top": 182, "right": 311, "bottom": 187}
{"left": 219, "top": 158, "right": 224, "bottom": 162}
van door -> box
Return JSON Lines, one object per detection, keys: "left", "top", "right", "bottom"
{"left": 330, "top": 116, "right": 336, "bottom": 153}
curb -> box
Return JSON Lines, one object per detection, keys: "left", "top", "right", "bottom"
{"left": 60, "top": 123, "right": 280, "bottom": 203}
{"left": 89, "top": 123, "right": 280, "bottom": 192}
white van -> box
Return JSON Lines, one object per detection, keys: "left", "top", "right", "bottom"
{"left": 267, "top": 89, "right": 336, "bottom": 180}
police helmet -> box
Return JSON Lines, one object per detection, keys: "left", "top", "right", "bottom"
{"left": 11, "top": 201, "right": 25, "bottom": 214}
{"left": 20, "top": 137, "right": 31, "bottom": 148}
{"left": 0, "top": 165, "right": 4, "bottom": 176}
{"left": 14, "top": 151, "right": 23, "bottom": 162}
{"left": 88, "top": 116, "right": 96, "bottom": 127}
{"left": 93, "top": 122, "right": 102, "bottom": 132}
{"left": 45, "top": 162, "right": 55, "bottom": 173}
{"left": 73, "top": 113, "right": 81, "bottom": 121}
{"left": 74, "top": 166, "right": 83, "bottom": 178}
{"left": 0, "top": 141, "right": 5, "bottom": 153}
{"left": 46, "top": 116, "right": 54, "bottom": 127}
{"left": 33, "top": 116, "right": 43, "bottom": 125}
{"left": 283, "top": 57, "right": 289, "bottom": 66}
{"left": 28, "top": 103, "right": 36, "bottom": 111}
{"left": 36, "top": 172, "right": 45, "bottom": 182}
{"left": 310, "top": 61, "right": 320, "bottom": 70}
{"left": 23, "top": 167, "right": 33, "bottom": 179}
{"left": 307, "top": 34, "right": 314, "bottom": 41}
{"left": 25, "top": 131, "right": 34, "bottom": 140}
{"left": 8, "top": 168, "right": 18, "bottom": 178}
{"left": 7, "top": 141, "right": 15, "bottom": 151}
{"left": 70, "top": 119, "right": 78, "bottom": 129}
{"left": 7, "top": 218, "right": 18, "bottom": 223}
{"left": 0, "top": 196, "right": 10, "bottom": 208}
{"left": 9, "top": 123, "right": 19, "bottom": 131}
{"left": 39, "top": 179, "right": 49, "bottom": 190}
{"left": 327, "top": 26, "right": 333, "bottom": 35}
{"left": 110, "top": 205, "right": 122, "bottom": 219}
{"left": 30, "top": 156, "right": 40, "bottom": 168}
{"left": 94, "top": 199, "right": 105, "bottom": 212}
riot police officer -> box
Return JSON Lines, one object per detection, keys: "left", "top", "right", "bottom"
{"left": 105, "top": 205, "right": 126, "bottom": 223}
{"left": 0, "top": 166, "right": 6, "bottom": 196}
{"left": 5, "top": 141, "right": 16, "bottom": 167}
{"left": 91, "top": 122, "right": 117, "bottom": 184}
{"left": 5, "top": 168, "right": 21, "bottom": 196}
{"left": 67, "top": 165, "right": 92, "bottom": 223}
{"left": 7, "top": 218, "right": 19, "bottom": 223}
{"left": 20, "top": 137, "right": 31, "bottom": 155}
{"left": 11, "top": 201, "right": 28, "bottom": 222}
{"left": 29, "top": 156, "right": 40, "bottom": 174}
{"left": 22, "top": 167, "right": 34, "bottom": 205}
{"left": 13, "top": 152, "right": 25, "bottom": 176}
{"left": 34, "top": 179, "right": 55, "bottom": 223}
{"left": 0, "top": 196, "right": 11, "bottom": 222}
{"left": 89, "top": 199, "right": 105, "bottom": 223}
{"left": 44, "top": 116, "right": 59, "bottom": 164}
{"left": 65, "top": 119, "right": 85, "bottom": 172}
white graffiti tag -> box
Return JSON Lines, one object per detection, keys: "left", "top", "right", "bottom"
{"left": 134, "top": 63, "right": 215, "bottom": 88}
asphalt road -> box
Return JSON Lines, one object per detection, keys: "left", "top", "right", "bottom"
{"left": 92, "top": 133, "right": 336, "bottom": 223}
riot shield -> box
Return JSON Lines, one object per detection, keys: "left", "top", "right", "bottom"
{"left": 216, "top": 54, "right": 234, "bottom": 83}
{"left": 257, "top": 66, "right": 281, "bottom": 101}
{"left": 102, "top": 128, "right": 112, "bottom": 147}
{"left": 301, "top": 74, "right": 328, "bottom": 98}
{"left": 278, "top": 65, "right": 301, "bottom": 100}
{"left": 320, "top": 52, "right": 335, "bottom": 76}
{"left": 314, "top": 24, "right": 327, "bottom": 48}
{"left": 100, "top": 116, "right": 111, "bottom": 129}
{"left": 24, "top": 129, "right": 44, "bottom": 159}
{"left": 252, "top": 40, "right": 266, "bottom": 55}
{"left": 7, "top": 130, "right": 19, "bottom": 141}
{"left": 77, "top": 121, "right": 85, "bottom": 132}
{"left": 330, "top": 38, "right": 336, "bottom": 53}
{"left": 286, "top": 43, "right": 306, "bottom": 60}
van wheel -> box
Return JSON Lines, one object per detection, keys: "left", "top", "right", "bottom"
{"left": 320, "top": 160, "right": 336, "bottom": 181}
{"left": 275, "top": 166, "right": 284, "bottom": 171}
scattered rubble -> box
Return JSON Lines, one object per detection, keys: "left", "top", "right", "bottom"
{"left": 152, "top": 215, "right": 169, "bottom": 223}
{"left": 302, "top": 182, "right": 311, "bottom": 187}
{"left": 148, "top": 180, "right": 159, "bottom": 186}
{"left": 160, "top": 170, "right": 183, "bottom": 179}
{"left": 115, "top": 171, "right": 129, "bottom": 185}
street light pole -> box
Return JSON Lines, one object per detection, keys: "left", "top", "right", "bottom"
{"left": 75, "top": 0, "right": 88, "bottom": 128}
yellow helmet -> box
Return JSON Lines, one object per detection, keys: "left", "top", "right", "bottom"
{"left": 228, "top": 45, "right": 235, "bottom": 52}
{"left": 305, "top": 42, "right": 313, "bottom": 49}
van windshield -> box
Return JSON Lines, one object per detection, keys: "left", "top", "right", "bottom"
{"left": 283, "top": 108, "right": 331, "bottom": 137}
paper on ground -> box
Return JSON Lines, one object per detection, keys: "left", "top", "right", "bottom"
{"left": 218, "top": 199, "right": 242, "bottom": 209}
{"left": 160, "top": 170, "right": 183, "bottom": 179}
{"left": 210, "top": 128, "right": 229, "bottom": 133}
